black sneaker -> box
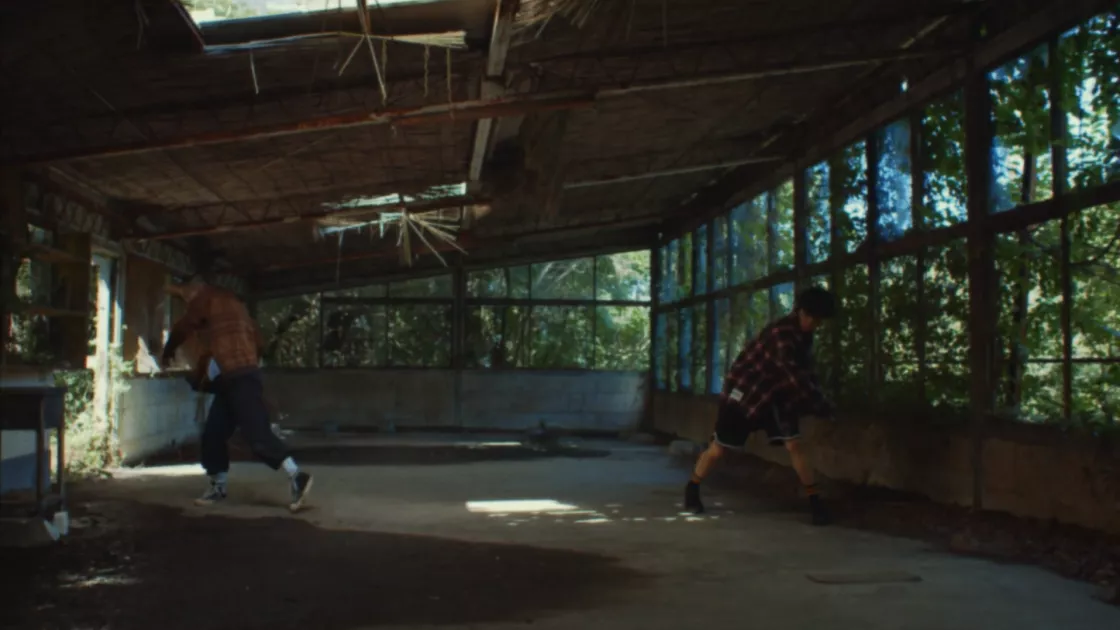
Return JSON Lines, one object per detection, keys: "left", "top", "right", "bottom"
{"left": 289, "top": 472, "right": 313, "bottom": 513}
{"left": 684, "top": 482, "right": 704, "bottom": 514}
{"left": 809, "top": 494, "right": 830, "bottom": 526}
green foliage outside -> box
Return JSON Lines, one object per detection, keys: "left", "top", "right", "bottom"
{"left": 656, "top": 10, "right": 1120, "bottom": 430}
{"left": 260, "top": 251, "right": 651, "bottom": 372}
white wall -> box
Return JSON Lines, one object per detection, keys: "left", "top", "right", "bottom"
{"left": 117, "top": 376, "right": 209, "bottom": 464}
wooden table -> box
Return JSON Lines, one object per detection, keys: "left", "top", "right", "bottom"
{"left": 0, "top": 386, "right": 67, "bottom": 519}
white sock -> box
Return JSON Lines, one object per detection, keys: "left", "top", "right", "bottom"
{"left": 210, "top": 472, "right": 228, "bottom": 489}
{"left": 281, "top": 457, "right": 300, "bottom": 478}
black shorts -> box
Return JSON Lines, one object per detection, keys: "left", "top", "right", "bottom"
{"left": 713, "top": 399, "right": 801, "bottom": 448}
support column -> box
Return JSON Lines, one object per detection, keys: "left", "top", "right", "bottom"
{"left": 964, "top": 37, "right": 996, "bottom": 510}
{"left": 0, "top": 167, "right": 28, "bottom": 364}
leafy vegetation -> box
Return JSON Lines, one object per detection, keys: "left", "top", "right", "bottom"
{"left": 654, "top": 9, "right": 1119, "bottom": 430}
{"left": 260, "top": 251, "right": 651, "bottom": 371}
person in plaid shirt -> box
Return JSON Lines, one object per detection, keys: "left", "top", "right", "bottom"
{"left": 163, "top": 274, "right": 313, "bottom": 512}
{"left": 684, "top": 286, "right": 836, "bottom": 525}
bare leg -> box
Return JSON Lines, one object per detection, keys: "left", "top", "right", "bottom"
{"left": 786, "top": 438, "right": 829, "bottom": 525}
{"left": 784, "top": 438, "right": 815, "bottom": 488}
{"left": 692, "top": 440, "right": 725, "bottom": 482}
{"left": 685, "top": 440, "right": 725, "bottom": 513}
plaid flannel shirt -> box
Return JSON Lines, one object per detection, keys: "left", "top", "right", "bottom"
{"left": 720, "top": 314, "right": 831, "bottom": 422}
{"left": 169, "top": 285, "right": 264, "bottom": 374}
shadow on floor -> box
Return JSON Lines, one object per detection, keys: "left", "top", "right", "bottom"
{"left": 144, "top": 443, "right": 612, "bottom": 467}
{"left": 1, "top": 500, "right": 646, "bottom": 630}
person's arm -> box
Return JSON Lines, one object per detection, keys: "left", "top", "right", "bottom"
{"left": 162, "top": 292, "right": 207, "bottom": 366}
{"left": 768, "top": 329, "right": 832, "bottom": 416}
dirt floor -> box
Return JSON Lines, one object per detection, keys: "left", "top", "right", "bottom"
{"left": 2, "top": 435, "right": 1118, "bottom": 630}
{"left": 717, "top": 451, "right": 1120, "bottom": 599}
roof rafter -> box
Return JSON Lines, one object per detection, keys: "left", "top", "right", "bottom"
{"left": 24, "top": 48, "right": 952, "bottom": 164}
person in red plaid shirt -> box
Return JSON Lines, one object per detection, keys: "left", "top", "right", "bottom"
{"left": 685, "top": 286, "right": 836, "bottom": 525}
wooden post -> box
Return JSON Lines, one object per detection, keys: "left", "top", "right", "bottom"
{"left": 963, "top": 29, "right": 996, "bottom": 510}
{"left": 793, "top": 165, "right": 809, "bottom": 293}
{"left": 1049, "top": 37, "right": 1073, "bottom": 422}
{"left": 911, "top": 111, "right": 928, "bottom": 404}
{"left": 867, "top": 133, "right": 883, "bottom": 405}
{"left": 0, "top": 167, "right": 28, "bottom": 363}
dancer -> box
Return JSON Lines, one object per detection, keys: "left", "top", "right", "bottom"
{"left": 684, "top": 286, "right": 836, "bottom": 525}
{"left": 163, "top": 275, "right": 313, "bottom": 512}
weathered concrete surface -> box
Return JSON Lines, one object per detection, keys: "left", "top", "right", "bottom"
{"left": 264, "top": 369, "right": 648, "bottom": 433}
{"left": 8, "top": 435, "right": 1119, "bottom": 630}
{"left": 653, "top": 392, "right": 1120, "bottom": 534}
{"left": 118, "top": 375, "right": 208, "bottom": 465}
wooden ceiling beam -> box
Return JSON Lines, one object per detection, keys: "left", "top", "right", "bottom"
{"left": 125, "top": 194, "right": 489, "bottom": 242}
{"left": 24, "top": 48, "right": 951, "bottom": 164}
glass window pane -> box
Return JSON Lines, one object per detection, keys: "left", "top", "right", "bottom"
{"left": 994, "top": 225, "right": 1063, "bottom": 421}
{"left": 467, "top": 269, "right": 507, "bottom": 299}
{"left": 691, "top": 304, "right": 708, "bottom": 394}
{"left": 837, "top": 265, "right": 871, "bottom": 408}
{"left": 530, "top": 306, "right": 592, "bottom": 368}
{"left": 1070, "top": 203, "right": 1120, "bottom": 360}
{"left": 730, "top": 291, "right": 769, "bottom": 356}
{"left": 680, "top": 307, "right": 693, "bottom": 391}
{"left": 595, "top": 306, "right": 650, "bottom": 370}
{"left": 694, "top": 225, "right": 709, "bottom": 295}
{"left": 879, "top": 256, "right": 920, "bottom": 403}
{"left": 833, "top": 141, "right": 869, "bottom": 254}
{"left": 1072, "top": 363, "right": 1120, "bottom": 426}
{"left": 876, "top": 119, "right": 914, "bottom": 240}
{"left": 678, "top": 233, "right": 694, "bottom": 298}
{"left": 924, "top": 240, "right": 970, "bottom": 412}
{"left": 773, "top": 180, "right": 796, "bottom": 271}
{"left": 667, "top": 309, "right": 679, "bottom": 391}
{"left": 921, "top": 92, "right": 968, "bottom": 228}
{"left": 596, "top": 250, "right": 652, "bottom": 301}
{"left": 465, "top": 305, "right": 529, "bottom": 368}
{"left": 772, "top": 282, "right": 795, "bottom": 319}
{"left": 531, "top": 258, "right": 593, "bottom": 300}
{"left": 654, "top": 312, "right": 667, "bottom": 388}
{"left": 390, "top": 275, "right": 453, "bottom": 298}
{"left": 322, "top": 303, "right": 386, "bottom": 367}
{"left": 712, "top": 297, "right": 731, "bottom": 394}
{"left": 509, "top": 266, "right": 530, "bottom": 299}
{"left": 806, "top": 161, "right": 832, "bottom": 264}
{"left": 730, "top": 196, "right": 768, "bottom": 285}
{"left": 712, "top": 216, "right": 729, "bottom": 291}
{"left": 663, "top": 241, "right": 678, "bottom": 303}
{"left": 389, "top": 304, "right": 451, "bottom": 367}
{"left": 1061, "top": 15, "right": 1120, "bottom": 191}
{"left": 322, "top": 284, "right": 386, "bottom": 298}
{"left": 990, "top": 45, "right": 1053, "bottom": 212}
{"left": 258, "top": 294, "right": 320, "bottom": 368}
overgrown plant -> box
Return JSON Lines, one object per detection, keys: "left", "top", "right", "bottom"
{"left": 54, "top": 347, "right": 134, "bottom": 478}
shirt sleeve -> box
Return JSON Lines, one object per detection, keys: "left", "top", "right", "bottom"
{"left": 769, "top": 329, "right": 832, "bottom": 415}
{"left": 163, "top": 290, "right": 209, "bottom": 361}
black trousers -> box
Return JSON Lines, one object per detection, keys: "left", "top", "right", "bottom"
{"left": 200, "top": 369, "right": 288, "bottom": 476}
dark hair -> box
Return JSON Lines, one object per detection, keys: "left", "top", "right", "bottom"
{"left": 795, "top": 286, "right": 836, "bottom": 319}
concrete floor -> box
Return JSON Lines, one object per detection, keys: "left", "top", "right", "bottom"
{"left": 69, "top": 435, "right": 1120, "bottom": 629}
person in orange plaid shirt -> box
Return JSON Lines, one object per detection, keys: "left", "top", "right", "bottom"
{"left": 164, "top": 274, "right": 312, "bottom": 512}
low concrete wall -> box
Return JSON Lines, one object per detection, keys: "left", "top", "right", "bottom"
{"left": 264, "top": 369, "right": 648, "bottom": 433}
{"left": 653, "top": 392, "right": 1120, "bottom": 535}
{"left": 118, "top": 375, "right": 209, "bottom": 464}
